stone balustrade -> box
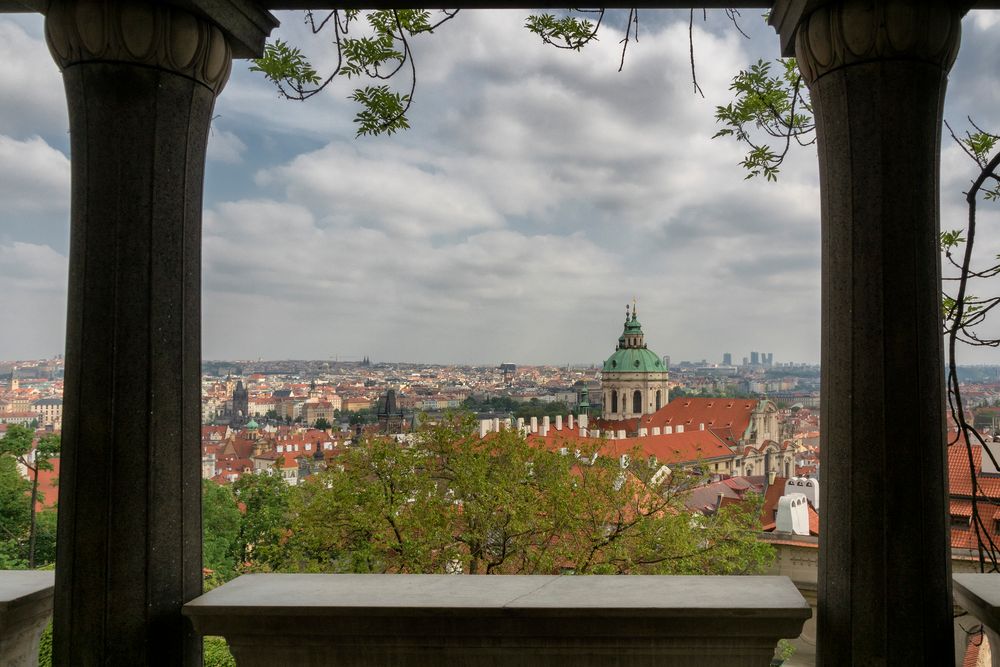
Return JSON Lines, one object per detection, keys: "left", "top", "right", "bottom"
{"left": 183, "top": 573, "right": 810, "bottom": 666}
{"left": 0, "top": 570, "right": 54, "bottom": 667}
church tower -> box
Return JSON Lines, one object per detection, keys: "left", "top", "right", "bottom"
{"left": 601, "top": 303, "right": 669, "bottom": 421}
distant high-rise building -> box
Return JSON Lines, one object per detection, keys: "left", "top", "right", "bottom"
{"left": 723, "top": 353, "right": 733, "bottom": 366}
{"left": 751, "top": 351, "right": 760, "bottom": 365}
{"left": 742, "top": 356, "right": 749, "bottom": 367}
{"left": 765, "top": 353, "right": 774, "bottom": 367}
{"left": 662, "top": 355, "right": 671, "bottom": 369}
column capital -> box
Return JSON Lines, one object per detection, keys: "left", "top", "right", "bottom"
{"left": 793, "top": 2, "right": 963, "bottom": 85}
{"left": 45, "top": 0, "right": 232, "bottom": 94}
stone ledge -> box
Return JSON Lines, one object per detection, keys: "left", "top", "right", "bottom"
{"left": 0, "top": 570, "right": 55, "bottom": 667}
{"left": 954, "top": 573, "right": 1000, "bottom": 667}
{"left": 184, "top": 574, "right": 810, "bottom": 666}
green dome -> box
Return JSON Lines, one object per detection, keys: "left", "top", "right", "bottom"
{"left": 603, "top": 347, "right": 663, "bottom": 373}
{"left": 245, "top": 419, "right": 259, "bottom": 430}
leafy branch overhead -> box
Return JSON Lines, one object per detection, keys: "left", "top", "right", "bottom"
{"left": 251, "top": 9, "right": 457, "bottom": 136}
{"left": 712, "top": 58, "right": 814, "bottom": 181}
{"left": 252, "top": 8, "right": 756, "bottom": 136}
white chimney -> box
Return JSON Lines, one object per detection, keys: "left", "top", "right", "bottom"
{"left": 638, "top": 428, "right": 648, "bottom": 437}
{"left": 556, "top": 415, "right": 563, "bottom": 431}
{"left": 540, "top": 425, "right": 549, "bottom": 437}
{"left": 530, "top": 416, "right": 538, "bottom": 433}
{"left": 568, "top": 415, "right": 575, "bottom": 430}
{"left": 784, "top": 477, "right": 820, "bottom": 510}
{"left": 676, "top": 425, "right": 685, "bottom": 434}
{"left": 620, "top": 453, "right": 630, "bottom": 469}
{"left": 699, "top": 423, "right": 705, "bottom": 431}
{"left": 651, "top": 427, "right": 661, "bottom": 436}
{"left": 542, "top": 416, "right": 550, "bottom": 433}
{"left": 590, "top": 429, "right": 600, "bottom": 438}
{"left": 983, "top": 443, "right": 1000, "bottom": 475}
{"left": 604, "top": 430, "right": 615, "bottom": 440}
{"left": 580, "top": 428, "right": 588, "bottom": 438}
{"left": 617, "top": 430, "right": 626, "bottom": 440}
{"left": 516, "top": 417, "right": 525, "bottom": 431}
{"left": 579, "top": 414, "right": 588, "bottom": 430}
{"left": 503, "top": 418, "right": 512, "bottom": 430}
{"left": 664, "top": 426, "right": 673, "bottom": 435}
{"left": 775, "top": 493, "right": 810, "bottom": 535}
{"left": 493, "top": 418, "right": 501, "bottom": 432}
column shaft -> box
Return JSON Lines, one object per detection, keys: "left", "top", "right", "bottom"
{"left": 45, "top": 2, "right": 231, "bottom": 662}
{"left": 793, "top": 3, "right": 963, "bottom": 664}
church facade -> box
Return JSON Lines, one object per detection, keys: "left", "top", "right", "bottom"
{"left": 601, "top": 304, "right": 669, "bottom": 420}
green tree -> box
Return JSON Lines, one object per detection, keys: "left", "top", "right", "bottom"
{"left": 313, "top": 417, "right": 332, "bottom": 430}
{"left": 203, "top": 480, "right": 242, "bottom": 584}
{"left": 0, "top": 456, "right": 31, "bottom": 567}
{"left": 231, "top": 471, "right": 291, "bottom": 571}
{"left": 282, "top": 416, "right": 772, "bottom": 576}
{"left": 0, "top": 425, "right": 59, "bottom": 567}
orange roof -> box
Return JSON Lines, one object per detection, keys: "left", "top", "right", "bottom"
{"left": 26, "top": 458, "right": 59, "bottom": 511}
{"left": 527, "top": 428, "right": 734, "bottom": 467}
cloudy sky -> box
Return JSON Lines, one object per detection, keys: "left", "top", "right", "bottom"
{"left": 1, "top": 9, "right": 999, "bottom": 366}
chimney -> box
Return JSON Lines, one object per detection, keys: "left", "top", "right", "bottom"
{"left": 651, "top": 427, "right": 661, "bottom": 436}
{"left": 568, "top": 414, "right": 575, "bottom": 430}
{"left": 676, "top": 425, "right": 685, "bottom": 434}
{"left": 579, "top": 414, "right": 589, "bottom": 430}
{"left": 556, "top": 415, "right": 563, "bottom": 431}
{"left": 503, "top": 417, "right": 512, "bottom": 430}
{"left": 493, "top": 418, "right": 501, "bottom": 433}
{"left": 638, "top": 428, "right": 648, "bottom": 437}
{"left": 604, "top": 430, "right": 615, "bottom": 440}
{"left": 699, "top": 423, "right": 705, "bottom": 431}
{"left": 664, "top": 426, "right": 673, "bottom": 435}
{"left": 716, "top": 493, "right": 725, "bottom": 512}
{"left": 617, "top": 430, "right": 626, "bottom": 439}
{"left": 542, "top": 416, "right": 550, "bottom": 433}
{"left": 531, "top": 416, "right": 538, "bottom": 433}
{"left": 775, "top": 493, "right": 810, "bottom": 535}
{"left": 590, "top": 429, "right": 600, "bottom": 438}
{"left": 516, "top": 417, "right": 525, "bottom": 431}
{"left": 983, "top": 442, "right": 1000, "bottom": 475}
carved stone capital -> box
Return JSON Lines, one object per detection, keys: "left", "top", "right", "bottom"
{"left": 794, "top": 1, "right": 962, "bottom": 85}
{"left": 45, "top": 0, "right": 232, "bottom": 94}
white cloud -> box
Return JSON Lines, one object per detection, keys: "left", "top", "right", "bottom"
{"left": 0, "top": 135, "right": 70, "bottom": 213}
{"left": 0, "top": 20, "right": 67, "bottom": 140}
{"left": 0, "top": 241, "right": 66, "bottom": 291}
{"left": 207, "top": 129, "right": 248, "bottom": 164}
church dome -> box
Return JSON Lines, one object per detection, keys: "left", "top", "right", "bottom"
{"left": 602, "top": 303, "right": 663, "bottom": 373}
{"left": 245, "top": 419, "right": 259, "bottom": 430}
{"left": 603, "top": 347, "right": 663, "bottom": 372}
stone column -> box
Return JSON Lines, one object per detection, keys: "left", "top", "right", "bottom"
{"left": 782, "top": 3, "right": 963, "bottom": 664}
{"left": 44, "top": 1, "right": 231, "bottom": 663}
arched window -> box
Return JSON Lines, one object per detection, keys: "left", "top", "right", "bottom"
{"left": 655, "top": 390, "right": 662, "bottom": 411}
{"left": 633, "top": 390, "right": 641, "bottom": 414}
{"left": 611, "top": 390, "right": 618, "bottom": 414}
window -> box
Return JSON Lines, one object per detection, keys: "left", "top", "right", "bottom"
{"left": 611, "top": 390, "right": 618, "bottom": 413}
{"left": 633, "top": 390, "right": 641, "bottom": 414}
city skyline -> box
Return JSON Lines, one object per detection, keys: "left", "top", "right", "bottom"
{"left": 2, "top": 10, "right": 999, "bottom": 365}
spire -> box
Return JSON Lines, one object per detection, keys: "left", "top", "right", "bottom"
{"left": 632, "top": 296, "right": 638, "bottom": 321}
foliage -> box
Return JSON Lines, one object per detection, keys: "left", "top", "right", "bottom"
{"left": 0, "top": 424, "right": 59, "bottom": 568}
{"left": 37, "top": 621, "right": 52, "bottom": 667}
{"left": 276, "top": 416, "right": 771, "bottom": 576}
{"left": 313, "top": 417, "right": 332, "bottom": 430}
{"left": 204, "top": 636, "right": 237, "bottom": 667}
{"left": 203, "top": 479, "right": 242, "bottom": 583}
{"left": 524, "top": 12, "right": 604, "bottom": 51}
{"left": 251, "top": 10, "right": 459, "bottom": 136}
{"left": 713, "top": 58, "right": 814, "bottom": 181}
{"left": 231, "top": 470, "right": 292, "bottom": 570}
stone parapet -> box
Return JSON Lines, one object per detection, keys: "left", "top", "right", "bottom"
{"left": 184, "top": 573, "right": 810, "bottom": 667}
{"left": 0, "top": 571, "right": 55, "bottom": 667}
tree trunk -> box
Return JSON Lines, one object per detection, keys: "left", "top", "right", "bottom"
{"left": 28, "top": 466, "right": 38, "bottom": 568}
